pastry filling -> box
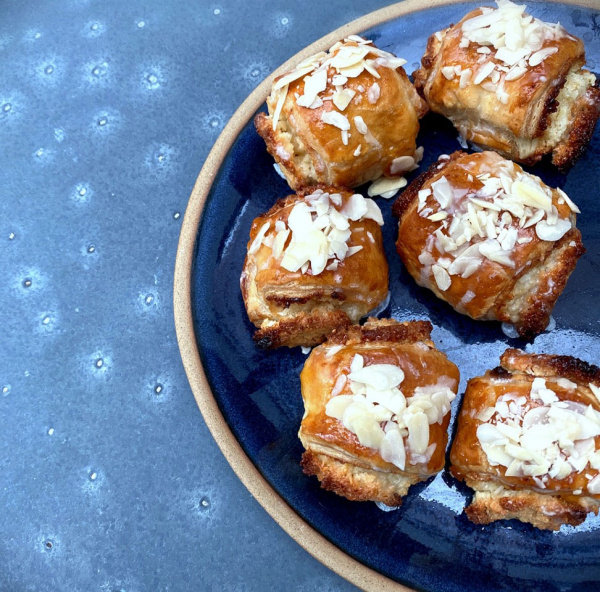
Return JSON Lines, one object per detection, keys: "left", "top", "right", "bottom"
{"left": 456, "top": 0, "right": 571, "bottom": 104}
{"left": 325, "top": 353, "right": 456, "bottom": 470}
{"left": 417, "top": 157, "right": 579, "bottom": 293}
{"left": 249, "top": 189, "right": 383, "bottom": 276}
{"left": 540, "top": 67, "right": 597, "bottom": 148}
{"left": 476, "top": 378, "right": 600, "bottom": 493}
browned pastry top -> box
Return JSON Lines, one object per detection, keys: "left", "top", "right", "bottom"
{"left": 256, "top": 37, "right": 427, "bottom": 189}
{"left": 394, "top": 150, "right": 584, "bottom": 337}
{"left": 241, "top": 186, "right": 388, "bottom": 322}
{"left": 451, "top": 349, "right": 600, "bottom": 498}
{"left": 300, "top": 319, "right": 460, "bottom": 476}
{"left": 414, "top": 7, "right": 584, "bottom": 142}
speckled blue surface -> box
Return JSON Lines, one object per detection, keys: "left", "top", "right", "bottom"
{"left": 0, "top": 0, "right": 421, "bottom": 590}
{"left": 191, "top": 2, "right": 600, "bottom": 591}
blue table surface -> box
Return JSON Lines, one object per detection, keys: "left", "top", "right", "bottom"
{"left": 0, "top": 0, "right": 412, "bottom": 589}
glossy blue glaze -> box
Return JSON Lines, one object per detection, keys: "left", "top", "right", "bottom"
{"left": 192, "top": 3, "right": 600, "bottom": 590}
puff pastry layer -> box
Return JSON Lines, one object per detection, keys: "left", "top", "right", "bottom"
{"left": 393, "top": 150, "right": 584, "bottom": 338}
{"left": 413, "top": 1, "right": 600, "bottom": 168}
{"left": 299, "top": 318, "right": 459, "bottom": 505}
{"left": 450, "top": 349, "right": 600, "bottom": 530}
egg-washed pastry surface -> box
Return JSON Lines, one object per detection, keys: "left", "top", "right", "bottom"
{"left": 299, "top": 318, "right": 459, "bottom": 506}
{"left": 255, "top": 35, "right": 428, "bottom": 192}
{"left": 393, "top": 150, "right": 584, "bottom": 338}
{"left": 413, "top": 0, "right": 600, "bottom": 169}
{"left": 241, "top": 187, "right": 389, "bottom": 349}
{"left": 450, "top": 349, "right": 600, "bottom": 530}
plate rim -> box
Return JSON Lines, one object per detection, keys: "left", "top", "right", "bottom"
{"left": 173, "top": 0, "right": 598, "bottom": 589}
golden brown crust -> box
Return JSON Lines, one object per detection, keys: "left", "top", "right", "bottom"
{"left": 299, "top": 318, "right": 460, "bottom": 504}
{"left": 394, "top": 151, "right": 585, "bottom": 338}
{"left": 450, "top": 350, "right": 600, "bottom": 530}
{"left": 414, "top": 9, "right": 599, "bottom": 167}
{"left": 301, "top": 449, "right": 416, "bottom": 506}
{"left": 464, "top": 486, "right": 598, "bottom": 530}
{"left": 552, "top": 81, "right": 600, "bottom": 169}
{"left": 326, "top": 317, "right": 433, "bottom": 346}
{"left": 241, "top": 186, "right": 389, "bottom": 348}
{"left": 256, "top": 40, "right": 427, "bottom": 190}
{"left": 253, "top": 309, "right": 351, "bottom": 350}
{"left": 391, "top": 152, "right": 461, "bottom": 220}
{"left": 495, "top": 227, "right": 585, "bottom": 338}
{"left": 501, "top": 348, "right": 600, "bottom": 389}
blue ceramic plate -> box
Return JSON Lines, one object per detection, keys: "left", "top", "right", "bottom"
{"left": 175, "top": 1, "right": 600, "bottom": 590}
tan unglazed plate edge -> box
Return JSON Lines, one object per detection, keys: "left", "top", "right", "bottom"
{"left": 173, "top": 0, "right": 597, "bottom": 590}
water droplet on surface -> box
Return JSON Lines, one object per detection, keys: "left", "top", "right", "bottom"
{"left": 90, "top": 63, "right": 108, "bottom": 79}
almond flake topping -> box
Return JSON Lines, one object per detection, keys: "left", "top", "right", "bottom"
{"left": 477, "top": 378, "right": 600, "bottom": 491}
{"left": 255, "top": 189, "right": 383, "bottom": 276}
{"left": 367, "top": 82, "right": 381, "bottom": 104}
{"left": 456, "top": 0, "right": 568, "bottom": 104}
{"left": 268, "top": 36, "right": 414, "bottom": 156}
{"left": 325, "top": 353, "right": 456, "bottom": 469}
{"left": 417, "top": 158, "right": 576, "bottom": 293}
{"left": 368, "top": 176, "right": 408, "bottom": 199}
{"left": 321, "top": 110, "right": 350, "bottom": 130}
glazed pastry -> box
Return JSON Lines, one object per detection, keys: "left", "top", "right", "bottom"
{"left": 393, "top": 150, "right": 584, "bottom": 338}
{"left": 413, "top": 0, "right": 600, "bottom": 168}
{"left": 450, "top": 348, "right": 600, "bottom": 530}
{"left": 255, "top": 35, "right": 428, "bottom": 192}
{"left": 299, "top": 318, "right": 459, "bottom": 505}
{"left": 241, "top": 187, "right": 388, "bottom": 348}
